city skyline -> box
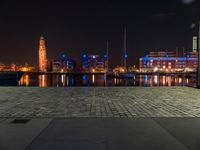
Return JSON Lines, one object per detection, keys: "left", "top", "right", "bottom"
{"left": 0, "top": 0, "right": 199, "bottom": 67}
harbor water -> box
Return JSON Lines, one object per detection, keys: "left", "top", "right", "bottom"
{"left": 18, "top": 74, "right": 196, "bottom": 87}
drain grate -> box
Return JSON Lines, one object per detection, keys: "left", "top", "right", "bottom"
{"left": 11, "top": 119, "right": 30, "bottom": 124}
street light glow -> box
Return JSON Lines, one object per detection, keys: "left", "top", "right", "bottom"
{"left": 181, "top": 0, "right": 195, "bottom": 4}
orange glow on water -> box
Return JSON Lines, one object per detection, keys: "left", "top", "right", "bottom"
{"left": 39, "top": 75, "right": 48, "bottom": 87}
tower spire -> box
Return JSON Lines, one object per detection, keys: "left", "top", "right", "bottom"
{"left": 38, "top": 35, "right": 47, "bottom": 72}
{"left": 40, "top": 34, "right": 44, "bottom": 40}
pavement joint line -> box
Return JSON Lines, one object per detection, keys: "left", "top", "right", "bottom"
{"left": 24, "top": 118, "right": 54, "bottom": 150}
{"left": 151, "top": 117, "right": 190, "bottom": 150}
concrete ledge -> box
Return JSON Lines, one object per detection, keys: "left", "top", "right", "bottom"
{"left": 26, "top": 118, "right": 188, "bottom": 150}
{"left": 0, "top": 118, "right": 52, "bottom": 150}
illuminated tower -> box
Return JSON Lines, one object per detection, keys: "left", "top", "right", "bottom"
{"left": 38, "top": 35, "right": 47, "bottom": 72}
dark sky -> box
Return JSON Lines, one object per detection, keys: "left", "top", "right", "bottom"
{"left": 0, "top": 0, "right": 199, "bottom": 67}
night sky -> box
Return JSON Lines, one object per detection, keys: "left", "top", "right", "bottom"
{"left": 0, "top": 0, "right": 199, "bottom": 67}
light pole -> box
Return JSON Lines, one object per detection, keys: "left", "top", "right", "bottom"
{"left": 197, "top": 21, "right": 200, "bottom": 88}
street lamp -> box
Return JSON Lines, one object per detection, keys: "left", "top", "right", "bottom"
{"left": 197, "top": 21, "right": 200, "bottom": 88}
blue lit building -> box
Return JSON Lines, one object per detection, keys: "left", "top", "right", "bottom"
{"left": 52, "top": 53, "right": 75, "bottom": 72}
{"left": 139, "top": 51, "right": 198, "bottom": 72}
{"left": 82, "top": 52, "right": 107, "bottom": 73}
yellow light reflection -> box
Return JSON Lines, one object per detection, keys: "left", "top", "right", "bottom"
{"left": 178, "top": 78, "right": 182, "bottom": 84}
{"left": 154, "top": 75, "right": 158, "bottom": 85}
{"left": 186, "top": 78, "right": 189, "bottom": 84}
{"left": 19, "top": 74, "right": 30, "bottom": 86}
{"left": 39, "top": 75, "right": 47, "bottom": 87}
{"left": 114, "top": 78, "right": 117, "bottom": 85}
{"left": 162, "top": 76, "right": 166, "bottom": 86}
{"left": 61, "top": 74, "right": 66, "bottom": 86}
{"left": 166, "top": 76, "right": 171, "bottom": 86}
{"left": 92, "top": 74, "right": 95, "bottom": 84}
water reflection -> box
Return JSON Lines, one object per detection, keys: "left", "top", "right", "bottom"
{"left": 39, "top": 75, "right": 48, "bottom": 87}
{"left": 92, "top": 74, "right": 95, "bottom": 84}
{"left": 139, "top": 75, "right": 195, "bottom": 87}
{"left": 18, "top": 74, "right": 196, "bottom": 87}
{"left": 153, "top": 75, "right": 158, "bottom": 85}
{"left": 61, "top": 74, "right": 65, "bottom": 86}
{"left": 19, "top": 74, "right": 30, "bottom": 86}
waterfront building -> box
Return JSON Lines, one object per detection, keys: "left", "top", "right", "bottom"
{"left": 0, "top": 63, "right": 35, "bottom": 72}
{"left": 0, "top": 64, "right": 17, "bottom": 71}
{"left": 139, "top": 51, "right": 198, "bottom": 72}
{"left": 147, "top": 51, "right": 177, "bottom": 58}
{"left": 82, "top": 53, "right": 107, "bottom": 73}
{"left": 38, "top": 35, "right": 47, "bottom": 72}
{"left": 52, "top": 53, "right": 75, "bottom": 72}
{"left": 0, "top": 66, "right": 15, "bottom": 71}
{"left": 113, "top": 66, "right": 126, "bottom": 73}
{"left": 0, "top": 63, "right": 5, "bottom": 71}
{"left": 52, "top": 60, "right": 61, "bottom": 72}
{"left": 128, "top": 65, "right": 138, "bottom": 72}
{"left": 18, "top": 64, "right": 36, "bottom": 72}
{"left": 60, "top": 53, "right": 75, "bottom": 70}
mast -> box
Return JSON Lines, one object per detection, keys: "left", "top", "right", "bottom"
{"left": 176, "top": 47, "right": 178, "bottom": 58}
{"left": 122, "top": 27, "right": 127, "bottom": 69}
{"left": 182, "top": 47, "right": 185, "bottom": 57}
{"left": 106, "top": 40, "right": 109, "bottom": 71}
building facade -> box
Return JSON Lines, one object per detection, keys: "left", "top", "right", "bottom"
{"left": 52, "top": 53, "right": 75, "bottom": 72}
{"left": 38, "top": 35, "right": 47, "bottom": 72}
{"left": 82, "top": 53, "right": 107, "bottom": 73}
{"left": 139, "top": 51, "right": 198, "bottom": 72}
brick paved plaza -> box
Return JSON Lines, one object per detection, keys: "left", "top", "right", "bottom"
{"left": 1, "top": 87, "right": 200, "bottom": 150}
{"left": 0, "top": 87, "right": 199, "bottom": 118}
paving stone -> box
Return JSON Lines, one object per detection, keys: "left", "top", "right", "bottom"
{"left": 0, "top": 87, "right": 199, "bottom": 117}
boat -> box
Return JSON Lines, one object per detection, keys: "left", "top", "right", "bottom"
{"left": 0, "top": 71, "right": 24, "bottom": 86}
